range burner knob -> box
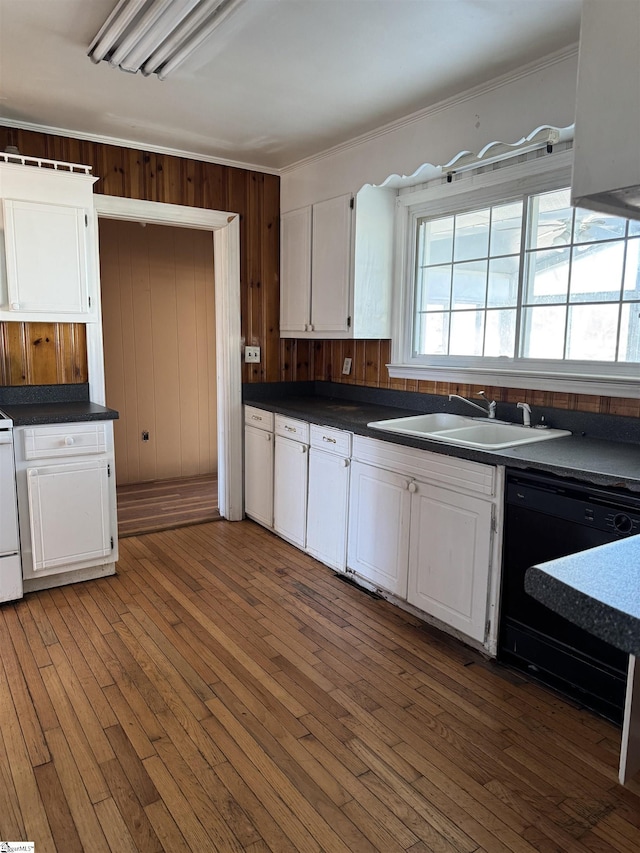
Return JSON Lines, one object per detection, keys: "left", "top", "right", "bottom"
{"left": 613, "top": 513, "right": 633, "bottom": 534}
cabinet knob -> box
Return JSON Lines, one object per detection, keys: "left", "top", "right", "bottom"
{"left": 408, "top": 481, "right": 417, "bottom": 493}
{"left": 11, "top": 302, "right": 20, "bottom": 310}
{"left": 308, "top": 323, "right": 314, "bottom": 332}
{"left": 64, "top": 436, "right": 75, "bottom": 446}
{"left": 340, "top": 458, "right": 350, "bottom": 468}
{"left": 266, "top": 434, "right": 271, "bottom": 442}
{"left": 299, "top": 445, "right": 307, "bottom": 453}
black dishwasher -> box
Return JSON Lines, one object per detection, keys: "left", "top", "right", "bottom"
{"left": 498, "top": 469, "right": 637, "bottom": 724}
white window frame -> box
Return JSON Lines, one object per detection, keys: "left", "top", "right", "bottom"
{"left": 389, "top": 149, "right": 640, "bottom": 398}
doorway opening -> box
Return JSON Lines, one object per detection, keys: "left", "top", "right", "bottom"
{"left": 99, "top": 218, "right": 220, "bottom": 536}
{"left": 88, "top": 195, "right": 243, "bottom": 532}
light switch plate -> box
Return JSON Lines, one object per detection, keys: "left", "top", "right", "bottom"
{"left": 245, "top": 346, "right": 261, "bottom": 363}
{"left": 342, "top": 357, "right": 352, "bottom": 375}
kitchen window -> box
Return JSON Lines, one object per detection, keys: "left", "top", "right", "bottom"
{"left": 390, "top": 150, "right": 640, "bottom": 396}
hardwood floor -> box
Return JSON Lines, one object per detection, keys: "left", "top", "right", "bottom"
{"left": 1, "top": 519, "right": 639, "bottom": 852}
{"left": 116, "top": 474, "right": 220, "bottom": 537}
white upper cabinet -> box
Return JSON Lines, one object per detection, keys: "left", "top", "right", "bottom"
{"left": 280, "top": 185, "right": 395, "bottom": 339}
{"left": 571, "top": 1, "right": 640, "bottom": 220}
{"left": 280, "top": 206, "right": 312, "bottom": 333}
{"left": 0, "top": 160, "right": 99, "bottom": 322}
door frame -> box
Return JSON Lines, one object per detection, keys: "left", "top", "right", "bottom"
{"left": 88, "top": 194, "right": 243, "bottom": 521}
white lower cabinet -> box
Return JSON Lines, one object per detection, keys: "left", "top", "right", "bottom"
{"left": 347, "top": 460, "right": 411, "bottom": 596}
{"left": 347, "top": 436, "right": 501, "bottom": 646}
{"left": 306, "top": 425, "right": 352, "bottom": 572}
{"left": 245, "top": 410, "right": 503, "bottom": 649}
{"left": 407, "top": 480, "right": 493, "bottom": 643}
{"left": 14, "top": 420, "right": 118, "bottom": 588}
{"left": 244, "top": 407, "right": 274, "bottom": 528}
{"left": 27, "top": 460, "right": 112, "bottom": 572}
{"left": 273, "top": 416, "right": 309, "bottom": 548}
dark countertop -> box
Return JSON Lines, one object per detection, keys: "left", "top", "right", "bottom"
{"left": 0, "top": 383, "right": 118, "bottom": 425}
{"left": 525, "top": 540, "right": 640, "bottom": 656}
{"left": 243, "top": 393, "right": 640, "bottom": 491}
{"left": 0, "top": 400, "right": 119, "bottom": 426}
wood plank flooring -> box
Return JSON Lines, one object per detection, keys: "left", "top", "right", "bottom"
{"left": 116, "top": 474, "right": 220, "bottom": 537}
{"left": 1, "top": 519, "right": 639, "bottom": 852}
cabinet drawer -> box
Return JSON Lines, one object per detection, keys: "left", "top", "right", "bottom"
{"left": 22, "top": 423, "right": 107, "bottom": 460}
{"left": 310, "top": 424, "right": 352, "bottom": 456}
{"left": 352, "top": 435, "right": 495, "bottom": 497}
{"left": 275, "top": 415, "right": 309, "bottom": 443}
{"left": 244, "top": 406, "right": 274, "bottom": 431}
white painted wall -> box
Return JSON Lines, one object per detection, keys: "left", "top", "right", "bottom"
{"left": 281, "top": 48, "right": 579, "bottom": 211}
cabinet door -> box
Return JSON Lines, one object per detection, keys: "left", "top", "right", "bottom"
{"left": 306, "top": 448, "right": 350, "bottom": 571}
{"left": 347, "top": 461, "right": 410, "bottom": 596}
{"left": 274, "top": 435, "right": 308, "bottom": 548}
{"left": 407, "top": 482, "right": 492, "bottom": 643}
{"left": 244, "top": 425, "right": 274, "bottom": 528}
{"left": 311, "top": 194, "right": 352, "bottom": 334}
{"left": 3, "top": 199, "right": 89, "bottom": 316}
{"left": 280, "top": 206, "right": 312, "bottom": 333}
{"left": 26, "top": 460, "right": 112, "bottom": 574}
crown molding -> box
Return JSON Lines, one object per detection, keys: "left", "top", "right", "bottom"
{"left": 281, "top": 43, "right": 579, "bottom": 175}
{"left": 0, "top": 117, "right": 280, "bottom": 176}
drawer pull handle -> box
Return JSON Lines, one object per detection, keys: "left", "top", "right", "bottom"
{"left": 322, "top": 436, "right": 337, "bottom": 444}
{"left": 251, "top": 415, "right": 262, "bottom": 421}
{"left": 285, "top": 425, "right": 296, "bottom": 432}
{"left": 64, "top": 436, "right": 75, "bottom": 446}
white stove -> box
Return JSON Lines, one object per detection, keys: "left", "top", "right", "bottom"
{"left": 0, "top": 409, "right": 23, "bottom": 602}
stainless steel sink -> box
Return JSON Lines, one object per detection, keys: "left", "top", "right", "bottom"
{"left": 367, "top": 414, "right": 571, "bottom": 449}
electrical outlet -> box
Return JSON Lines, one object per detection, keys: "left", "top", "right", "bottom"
{"left": 342, "top": 357, "right": 352, "bottom": 375}
{"left": 244, "top": 346, "right": 261, "bottom": 363}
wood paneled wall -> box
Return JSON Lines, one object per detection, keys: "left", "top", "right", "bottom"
{"left": 0, "top": 126, "right": 279, "bottom": 385}
{"left": 0, "top": 322, "right": 87, "bottom": 385}
{"left": 280, "top": 338, "right": 640, "bottom": 417}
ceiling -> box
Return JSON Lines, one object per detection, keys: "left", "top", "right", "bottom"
{"left": 0, "top": 0, "right": 582, "bottom": 172}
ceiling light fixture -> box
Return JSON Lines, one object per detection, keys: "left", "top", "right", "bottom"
{"left": 88, "top": 0, "right": 246, "bottom": 80}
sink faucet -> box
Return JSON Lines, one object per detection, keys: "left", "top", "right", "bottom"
{"left": 517, "top": 402, "right": 532, "bottom": 427}
{"left": 448, "top": 391, "right": 497, "bottom": 419}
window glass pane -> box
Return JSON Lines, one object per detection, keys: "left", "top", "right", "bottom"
{"left": 524, "top": 248, "right": 570, "bottom": 304}
{"left": 489, "top": 202, "right": 523, "bottom": 256}
{"left": 566, "top": 304, "right": 619, "bottom": 360}
{"left": 414, "top": 311, "right": 449, "bottom": 355}
{"left": 453, "top": 209, "right": 490, "bottom": 261}
{"left": 629, "top": 220, "right": 640, "bottom": 237}
{"left": 484, "top": 309, "right": 516, "bottom": 357}
{"left": 488, "top": 256, "right": 519, "bottom": 307}
{"left": 449, "top": 310, "right": 484, "bottom": 356}
{"left": 418, "top": 216, "right": 454, "bottom": 266}
{"left": 416, "top": 265, "right": 452, "bottom": 311}
{"left": 521, "top": 305, "right": 566, "bottom": 358}
{"left": 527, "top": 188, "right": 573, "bottom": 249}
{"left": 574, "top": 208, "right": 627, "bottom": 243}
{"left": 569, "top": 242, "right": 624, "bottom": 302}
{"left": 623, "top": 238, "right": 640, "bottom": 299}
{"left": 452, "top": 260, "right": 487, "bottom": 308}
{"left": 619, "top": 303, "right": 640, "bottom": 362}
